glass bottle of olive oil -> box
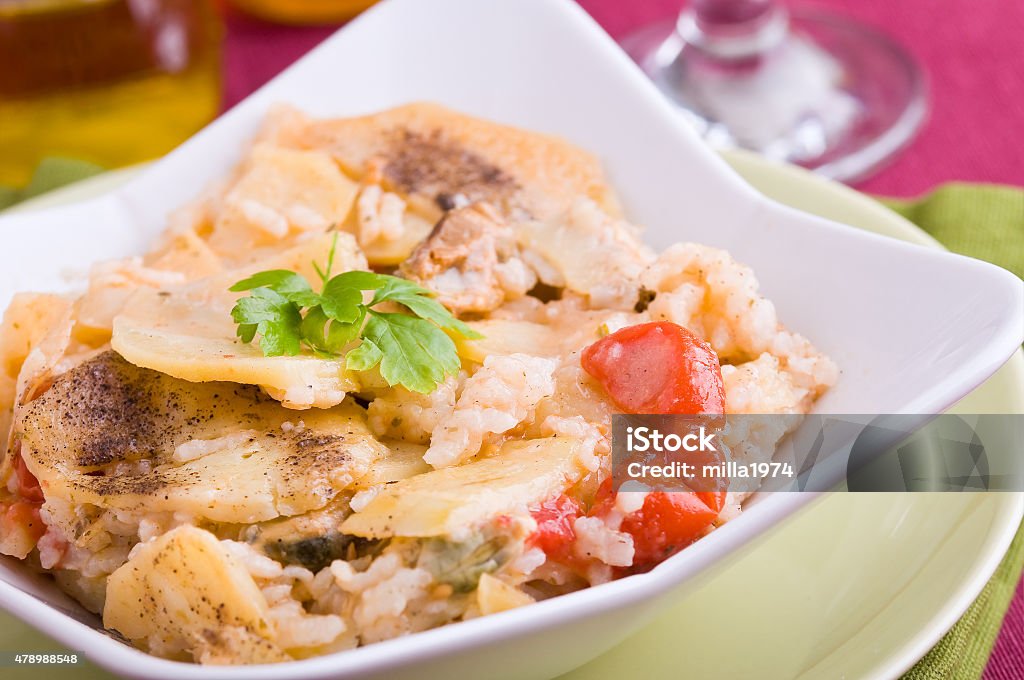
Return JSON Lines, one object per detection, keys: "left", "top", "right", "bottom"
{"left": 228, "top": 0, "right": 376, "bottom": 25}
{"left": 0, "top": 0, "right": 222, "bottom": 187}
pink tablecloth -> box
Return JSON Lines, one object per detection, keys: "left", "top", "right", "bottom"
{"left": 220, "top": 1, "right": 1024, "bottom": 675}
{"left": 223, "top": 0, "right": 1024, "bottom": 198}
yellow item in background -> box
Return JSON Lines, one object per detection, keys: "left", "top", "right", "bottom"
{"left": 228, "top": 0, "right": 376, "bottom": 24}
{"left": 0, "top": 0, "right": 222, "bottom": 187}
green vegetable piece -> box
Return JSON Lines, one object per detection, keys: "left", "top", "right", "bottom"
{"left": 418, "top": 534, "right": 512, "bottom": 593}
{"left": 263, "top": 532, "right": 378, "bottom": 573}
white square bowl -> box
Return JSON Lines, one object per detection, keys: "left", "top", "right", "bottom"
{"left": 0, "top": 0, "right": 1021, "bottom": 678}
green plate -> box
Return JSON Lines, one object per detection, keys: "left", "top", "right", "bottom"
{"left": 3, "top": 153, "right": 1021, "bottom": 680}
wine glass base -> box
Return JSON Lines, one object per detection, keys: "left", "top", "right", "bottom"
{"left": 622, "top": 8, "right": 928, "bottom": 183}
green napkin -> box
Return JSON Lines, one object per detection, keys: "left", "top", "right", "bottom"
{"left": 2, "top": 168, "right": 1023, "bottom": 679}
{"left": 903, "top": 523, "right": 1024, "bottom": 679}
{"left": 886, "top": 183, "right": 1024, "bottom": 280}
{"left": 889, "top": 183, "right": 1024, "bottom": 680}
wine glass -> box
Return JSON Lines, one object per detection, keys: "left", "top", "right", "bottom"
{"left": 621, "top": 0, "right": 927, "bottom": 182}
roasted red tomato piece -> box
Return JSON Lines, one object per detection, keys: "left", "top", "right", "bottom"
{"left": 583, "top": 323, "right": 728, "bottom": 569}
{"left": 13, "top": 451, "right": 44, "bottom": 504}
{"left": 0, "top": 501, "right": 47, "bottom": 552}
{"left": 622, "top": 490, "right": 721, "bottom": 567}
{"left": 697, "top": 490, "right": 727, "bottom": 514}
{"left": 529, "top": 494, "right": 583, "bottom": 564}
{"left": 581, "top": 321, "right": 725, "bottom": 415}
{"left": 592, "top": 480, "right": 724, "bottom": 569}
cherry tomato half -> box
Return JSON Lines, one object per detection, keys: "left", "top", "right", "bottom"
{"left": 581, "top": 321, "right": 725, "bottom": 415}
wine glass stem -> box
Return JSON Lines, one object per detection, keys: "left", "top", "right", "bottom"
{"left": 678, "top": 0, "right": 789, "bottom": 60}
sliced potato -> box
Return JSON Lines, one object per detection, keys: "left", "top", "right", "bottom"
{"left": 104, "top": 525, "right": 286, "bottom": 662}
{"left": 455, "top": 315, "right": 635, "bottom": 364}
{"left": 0, "top": 293, "right": 72, "bottom": 464}
{"left": 345, "top": 206, "right": 434, "bottom": 267}
{"left": 476, "top": 573, "right": 534, "bottom": 615}
{"left": 11, "top": 300, "right": 75, "bottom": 414}
{"left": 341, "top": 437, "right": 587, "bottom": 539}
{"left": 147, "top": 227, "right": 223, "bottom": 280}
{"left": 72, "top": 262, "right": 187, "bottom": 346}
{"left": 516, "top": 202, "right": 650, "bottom": 304}
{"left": 17, "top": 352, "right": 387, "bottom": 524}
{"left": 210, "top": 144, "right": 359, "bottom": 252}
{"left": 290, "top": 103, "right": 622, "bottom": 222}
{"left": 112, "top": 301, "right": 358, "bottom": 410}
{"left": 455, "top": 319, "right": 565, "bottom": 363}
{"left": 112, "top": 234, "right": 365, "bottom": 409}
{"left": 218, "top": 230, "right": 368, "bottom": 288}
{"left": 0, "top": 293, "right": 72, "bottom": 382}
{"left": 352, "top": 440, "right": 430, "bottom": 489}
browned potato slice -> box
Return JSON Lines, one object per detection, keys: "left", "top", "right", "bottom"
{"left": 17, "top": 352, "right": 386, "bottom": 524}
{"left": 282, "top": 103, "right": 622, "bottom": 222}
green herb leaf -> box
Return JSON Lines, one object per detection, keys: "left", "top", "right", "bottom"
{"left": 299, "top": 306, "right": 333, "bottom": 353}
{"left": 230, "top": 288, "right": 303, "bottom": 356}
{"left": 393, "top": 294, "right": 482, "bottom": 338}
{"left": 300, "top": 305, "right": 363, "bottom": 354}
{"left": 329, "top": 270, "right": 388, "bottom": 291}
{"left": 371, "top": 277, "right": 483, "bottom": 339}
{"left": 229, "top": 269, "right": 320, "bottom": 307}
{"left": 313, "top": 233, "right": 340, "bottom": 285}
{"left": 362, "top": 311, "right": 460, "bottom": 393}
{"left": 320, "top": 271, "right": 385, "bottom": 323}
{"left": 345, "top": 337, "right": 384, "bottom": 372}
{"left": 229, "top": 250, "right": 480, "bottom": 392}
{"left": 237, "top": 322, "right": 258, "bottom": 344}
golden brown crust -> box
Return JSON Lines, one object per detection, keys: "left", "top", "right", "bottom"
{"left": 282, "top": 102, "right": 622, "bottom": 222}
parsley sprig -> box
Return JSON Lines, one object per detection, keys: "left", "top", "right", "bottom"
{"left": 229, "top": 236, "right": 481, "bottom": 393}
